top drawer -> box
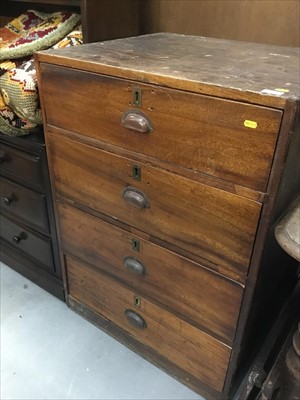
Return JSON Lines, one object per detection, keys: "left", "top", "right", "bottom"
{"left": 0, "top": 143, "right": 44, "bottom": 190}
{"left": 40, "top": 63, "right": 282, "bottom": 192}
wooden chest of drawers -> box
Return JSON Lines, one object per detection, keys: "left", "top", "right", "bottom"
{"left": 0, "top": 133, "right": 63, "bottom": 299}
{"left": 35, "top": 34, "right": 300, "bottom": 399}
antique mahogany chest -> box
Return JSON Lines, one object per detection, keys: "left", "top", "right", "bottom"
{"left": 35, "top": 33, "right": 300, "bottom": 399}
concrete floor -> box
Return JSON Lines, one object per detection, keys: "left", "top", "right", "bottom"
{"left": 0, "top": 262, "right": 204, "bottom": 400}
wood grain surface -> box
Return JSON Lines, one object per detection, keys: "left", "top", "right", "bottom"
{"left": 66, "top": 255, "right": 232, "bottom": 393}
{"left": 40, "top": 64, "right": 282, "bottom": 191}
{"left": 36, "top": 33, "right": 300, "bottom": 106}
{"left": 47, "top": 131, "right": 261, "bottom": 282}
{"left": 57, "top": 202, "right": 244, "bottom": 342}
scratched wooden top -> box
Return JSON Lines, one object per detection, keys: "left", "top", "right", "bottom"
{"left": 36, "top": 33, "right": 300, "bottom": 107}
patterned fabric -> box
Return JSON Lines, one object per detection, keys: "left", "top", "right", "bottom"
{"left": 0, "top": 58, "right": 42, "bottom": 125}
{"left": 0, "top": 9, "right": 81, "bottom": 60}
{"left": 0, "top": 23, "right": 83, "bottom": 136}
{"left": 0, "top": 92, "right": 40, "bottom": 135}
{"left": 52, "top": 26, "right": 83, "bottom": 49}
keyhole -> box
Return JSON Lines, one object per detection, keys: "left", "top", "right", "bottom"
{"left": 134, "top": 295, "right": 141, "bottom": 308}
{"left": 133, "top": 88, "right": 141, "bottom": 107}
{"left": 132, "top": 238, "right": 140, "bottom": 252}
{"left": 132, "top": 165, "right": 141, "bottom": 181}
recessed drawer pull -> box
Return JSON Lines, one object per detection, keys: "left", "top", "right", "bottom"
{"left": 124, "top": 309, "right": 147, "bottom": 329}
{"left": 122, "top": 187, "right": 150, "bottom": 209}
{"left": 123, "top": 256, "right": 145, "bottom": 275}
{"left": 3, "top": 195, "right": 15, "bottom": 206}
{"left": 121, "top": 110, "right": 153, "bottom": 133}
{"left": 12, "top": 232, "right": 26, "bottom": 244}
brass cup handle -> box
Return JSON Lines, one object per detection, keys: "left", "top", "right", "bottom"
{"left": 122, "top": 187, "right": 150, "bottom": 209}
{"left": 123, "top": 257, "right": 146, "bottom": 275}
{"left": 121, "top": 110, "right": 153, "bottom": 133}
{"left": 124, "top": 309, "right": 147, "bottom": 329}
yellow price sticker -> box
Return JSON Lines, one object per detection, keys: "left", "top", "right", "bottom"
{"left": 244, "top": 120, "right": 258, "bottom": 129}
{"left": 275, "top": 88, "right": 289, "bottom": 93}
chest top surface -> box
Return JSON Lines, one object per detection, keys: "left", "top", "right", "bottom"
{"left": 37, "top": 32, "right": 300, "bottom": 106}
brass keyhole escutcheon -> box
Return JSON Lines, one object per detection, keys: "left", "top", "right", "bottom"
{"left": 131, "top": 238, "right": 140, "bottom": 252}
{"left": 132, "top": 164, "right": 141, "bottom": 181}
{"left": 133, "top": 88, "right": 142, "bottom": 107}
{"left": 134, "top": 294, "right": 141, "bottom": 308}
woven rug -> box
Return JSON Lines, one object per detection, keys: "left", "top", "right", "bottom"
{"left": 0, "top": 9, "right": 81, "bottom": 60}
{"left": 0, "top": 25, "right": 83, "bottom": 136}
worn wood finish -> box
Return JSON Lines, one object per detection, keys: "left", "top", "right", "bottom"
{"left": 40, "top": 64, "right": 282, "bottom": 191}
{"left": 57, "top": 202, "right": 244, "bottom": 342}
{"left": 0, "top": 213, "right": 54, "bottom": 270}
{"left": 1, "top": 241, "right": 64, "bottom": 299}
{"left": 66, "top": 255, "right": 232, "bottom": 393}
{"left": 0, "top": 177, "right": 49, "bottom": 233}
{"left": 67, "top": 296, "right": 223, "bottom": 400}
{"left": 0, "top": 142, "right": 44, "bottom": 191}
{"left": 35, "top": 33, "right": 300, "bottom": 399}
{"left": 48, "top": 124, "right": 266, "bottom": 203}
{"left": 0, "top": 133, "right": 64, "bottom": 300}
{"left": 48, "top": 131, "right": 261, "bottom": 281}
{"left": 36, "top": 33, "right": 300, "bottom": 107}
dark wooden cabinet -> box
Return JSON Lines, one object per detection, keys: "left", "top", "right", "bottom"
{"left": 36, "top": 33, "right": 299, "bottom": 399}
{"left": 0, "top": 133, "right": 64, "bottom": 299}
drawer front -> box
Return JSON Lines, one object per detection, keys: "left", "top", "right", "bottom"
{"left": 0, "top": 177, "right": 49, "bottom": 233}
{"left": 41, "top": 64, "right": 282, "bottom": 191}
{"left": 0, "top": 213, "right": 54, "bottom": 271}
{"left": 58, "top": 202, "right": 244, "bottom": 341}
{"left": 66, "top": 256, "right": 231, "bottom": 393}
{"left": 49, "top": 133, "right": 261, "bottom": 281}
{"left": 0, "top": 143, "right": 43, "bottom": 190}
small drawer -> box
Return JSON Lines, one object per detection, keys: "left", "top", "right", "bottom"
{"left": 58, "top": 202, "right": 244, "bottom": 341}
{"left": 66, "top": 256, "right": 231, "bottom": 394}
{"left": 0, "top": 177, "right": 49, "bottom": 233}
{"left": 41, "top": 64, "right": 282, "bottom": 191}
{"left": 49, "top": 133, "right": 261, "bottom": 282}
{"left": 0, "top": 213, "right": 54, "bottom": 271}
{"left": 0, "top": 143, "right": 43, "bottom": 190}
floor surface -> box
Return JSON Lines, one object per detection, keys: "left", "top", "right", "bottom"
{"left": 0, "top": 262, "right": 204, "bottom": 400}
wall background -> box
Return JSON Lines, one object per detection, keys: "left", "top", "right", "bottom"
{"left": 1, "top": 0, "right": 299, "bottom": 47}
{"left": 140, "top": 0, "right": 300, "bottom": 47}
